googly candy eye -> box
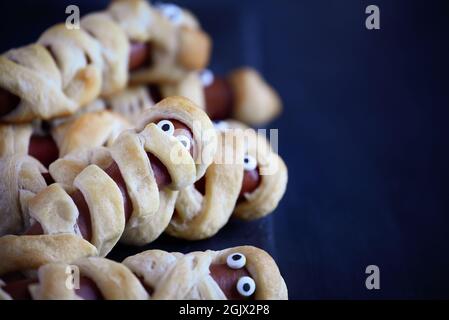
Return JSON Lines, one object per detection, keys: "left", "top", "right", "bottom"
{"left": 243, "top": 155, "right": 257, "bottom": 171}
{"left": 200, "top": 69, "right": 214, "bottom": 87}
{"left": 236, "top": 276, "right": 256, "bottom": 297}
{"left": 157, "top": 120, "right": 175, "bottom": 136}
{"left": 156, "top": 3, "right": 183, "bottom": 25}
{"left": 176, "top": 135, "right": 191, "bottom": 150}
{"left": 226, "top": 253, "right": 246, "bottom": 269}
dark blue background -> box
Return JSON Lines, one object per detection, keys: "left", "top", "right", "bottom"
{"left": 1, "top": 0, "right": 449, "bottom": 299}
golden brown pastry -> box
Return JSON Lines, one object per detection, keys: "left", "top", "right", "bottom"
{"left": 0, "top": 110, "right": 130, "bottom": 161}
{"left": 0, "top": 111, "right": 131, "bottom": 238}
{"left": 122, "top": 67, "right": 280, "bottom": 126}
{"left": 0, "top": 234, "right": 97, "bottom": 299}
{"left": 0, "top": 124, "right": 33, "bottom": 157}
{"left": 0, "top": 234, "right": 97, "bottom": 277}
{"left": 0, "top": 9, "right": 130, "bottom": 123}
{"left": 0, "top": 44, "right": 81, "bottom": 122}
{"left": 101, "top": 86, "right": 156, "bottom": 123}
{"left": 51, "top": 110, "right": 131, "bottom": 157}
{"left": 159, "top": 72, "right": 206, "bottom": 110}
{"left": 228, "top": 68, "right": 282, "bottom": 125}
{"left": 79, "top": 73, "right": 205, "bottom": 124}
{"left": 166, "top": 129, "right": 245, "bottom": 240}
{"left": 220, "top": 120, "right": 288, "bottom": 220}
{"left": 1, "top": 245, "right": 286, "bottom": 300}
{"left": 1, "top": 97, "right": 217, "bottom": 257}
{"left": 27, "top": 257, "right": 148, "bottom": 300}
{"left": 80, "top": 12, "right": 130, "bottom": 97}
{"left": 0, "top": 0, "right": 210, "bottom": 123}
{"left": 123, "top": 246, "right": 288, "bottom": 300}
{"left": 166, "top": 120, "right": 287, "bottom": 240}
{"left": 203, "top": 67, "right": 282, "bottom": 125}
{"left": 0, "top": 240, "right": 149, "bottom": 300}
{"left": 0, "top": 155, "right": 48, "bottom": 236}
{"left": 111, "top": 1, "right": 212, "bottom": 85}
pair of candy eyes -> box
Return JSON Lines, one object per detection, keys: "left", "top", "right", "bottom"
{"left": 157, "top": 120, "right": 191, "bottom": 150}
{"left": 227, "top": 253, "right": 256, "bottom": 297}
{"left": 159, "top": 120, "right": 258, "bottom": 172}
{"left": 155, "top": 3, "right": 183, "bottom": 25}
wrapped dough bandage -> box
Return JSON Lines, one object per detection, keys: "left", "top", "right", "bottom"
{"left": 0, "top": 124, "right": 34, "bottom": 158}
{"left": 0, "top": 110, "right": 131, "bottom": 166}
{"left": 112, "top": 1, "right": 211, "bottom": 85}
{"left": 123, "top": 246, "right": 288, "bottom": 300}
{"left": 0, "top": 234, "right": 97, "bottom": 300}
{"left": 166, "top": 129, "right": 245, "bottom": 240}
{"left": 99, "top": 86, "right": 156, "bottom": 123}
{"left": 50, "top": 109, "right": 131, "bottom": 157}
{"left": 166, "top": 120, "right": 288, "bottom": 240}
{"left": 81, "top": 72, "right": 205, "bottom": 125}
{"left": 0, "top": 111, "right": 130, "bottom": 235}
{"left": 0, "top": 155, "right": 48, "bottom": 235}
{"left": 216, "top": 120, "right": 288, "bottom": 220}
{"left": 203, "top": 67, "right": 282, "bottom": 126}
{"left": 0, "top": 249, "right": 148, "bottom": 300}
{"left": 115, "top": 67, "right": 280, "bottom": 126}
{"left": 0, "top": 246, "right": 286, "bottom": 300}
{"left": 0, "top": 0, "right": 211, "bottom": 123}
{"left": 2, "top": 97, "right": 216, "bottom": 257}
{"left": 0, "top": 11, "right": 129, "bottom": 123}
{"left": 26, "top": 257, "right": 148, "bottom": 300}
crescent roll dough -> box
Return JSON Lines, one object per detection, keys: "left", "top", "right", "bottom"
{"left": 123, "top": 246, "right": 288, "bottom": 300}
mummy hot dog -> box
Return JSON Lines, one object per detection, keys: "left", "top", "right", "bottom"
{"left": 166, "top": 120, "right": 287, "bottom": 240}
{"left": 123, "top": 246, "right": 288, "bottom": 300}
{"left": 222, "top": 121, "right": 288, "bottom": 220}
{"left": 0, "top": 97, "right": 217, "bottom": 255}
{"left": 0, "top": 246, "right": 286, "bottom": 300}
{"left": 97, "top": 67, "right": 281, "bottom": 127}
{"left": 0, "top": 0, "right": 210, "bottom": 123}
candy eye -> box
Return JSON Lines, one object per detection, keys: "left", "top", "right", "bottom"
{"left": 176, "top": 135, "right": 191, "bottom": 150}
{"left": 236, "top": 276, "right": 256, "bottom": 297}
{"left": 156, "top": 3, "right": 183, "bottom": 25}
{"left": 200, "top": 69, "right": 214, "bottom": 87}
{"left": 243, "top": 155, "right": 257, "bottom": 171}
{"left": 157, "top": 120, "right": 175, "bottom": 136}
{"left": 226, "top": 253, "right": 246, "bottom": 269}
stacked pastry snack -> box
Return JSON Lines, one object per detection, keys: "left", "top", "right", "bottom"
{"left": 0, "top": 0, "right": 288, "bottom": 299}
{"left": 0, "top": 245, "right": 287, "bottom": 300}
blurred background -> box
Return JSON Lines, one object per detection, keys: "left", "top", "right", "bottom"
{"left": 1, "top": 0, "right": 449, "bottom": 299}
